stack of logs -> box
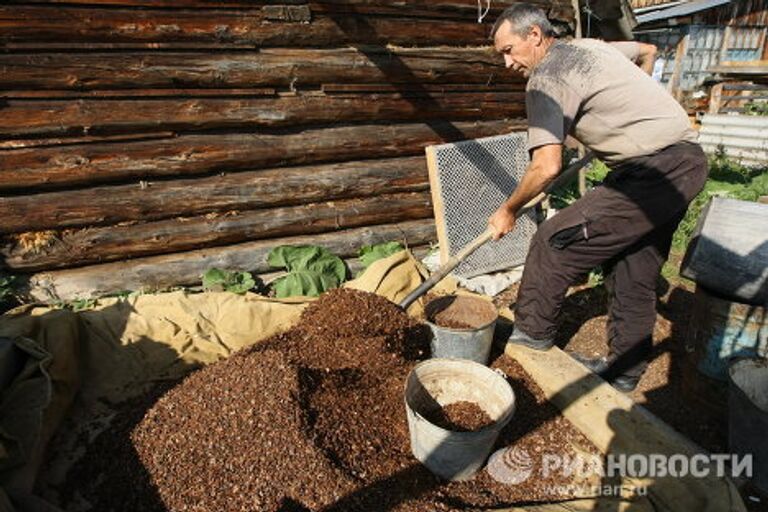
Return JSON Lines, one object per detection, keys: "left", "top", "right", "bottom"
{"left": 0, "top": 0, "right": 573, "bottom": 302}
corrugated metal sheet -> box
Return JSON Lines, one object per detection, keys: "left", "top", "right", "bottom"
{"left": 636, "top": 0, "right": 731, "bottom": 24}
{"left": 699, "top": 114, "right": 768, "bottom": 166}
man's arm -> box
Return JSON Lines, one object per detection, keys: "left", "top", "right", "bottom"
{"left": 635, "top": 42, "right": 657, "bottom": 75}
{"left": 611, "top": 41, "right": 657, "bottom": 75}
{"left": 488, "top": 143, "right": 562, "bottom": 240}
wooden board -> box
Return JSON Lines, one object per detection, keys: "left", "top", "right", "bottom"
{"left": 425, "top": 144, "right": 452, "bottom": 266}
{"left": 504, "top": 343, "right": 747, "bottom": 512}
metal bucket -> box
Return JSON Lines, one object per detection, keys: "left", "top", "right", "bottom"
{"left": 728, "top": 358, "right": 768, "bottom": 494}
{"left": 404, "top": 358, "right": 515, "bottom": 481}
{"left": 424, "top": 295, "right": 498, "bottom": 365}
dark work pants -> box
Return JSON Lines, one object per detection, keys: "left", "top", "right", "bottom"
{"left": 514, "top": 142, "right": 709, "bottom": 378}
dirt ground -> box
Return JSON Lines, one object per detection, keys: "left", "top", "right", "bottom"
{"left": 491, "top": 254, "right": 768, "bottom": 512}
{"left": 53, "top": 289, "right": 603, "bottom": 512}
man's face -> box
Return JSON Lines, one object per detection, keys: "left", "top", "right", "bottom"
{"left": 494, "top": 20, "right": 542, "bottom": 78}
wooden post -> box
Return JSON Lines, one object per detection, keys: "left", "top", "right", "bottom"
{"left": 669, "top": 33, "right": 690, "bottom": 99}
{"left": 709, "top": 81, "right": 725, "bottom": 114}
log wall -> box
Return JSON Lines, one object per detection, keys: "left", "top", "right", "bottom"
{"left": 0, "top": 0, "right": 574, "bottom": 301}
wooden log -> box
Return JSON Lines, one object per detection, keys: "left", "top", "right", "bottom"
{"left": 0, "top": 119, "right": 524, "bottom": 190}
{"left": 320, "top": 84, "right": 522, "bottom": 94}
{"left": 0, "top": 156, "right": 429, "bottom": 233}
{"left": 24, "top": 219, "right": 437, "bottom": 302}
{"left": 0, "top": 6, "right": 502, "bottom": 47}
{"left": 0, "top": 48, "right": 519, "bottom": 90}
{"left": 0, "top": 1, "right": 573, "bottom": 23}
{"left": 0, "top": 89, "right": 277, "bottom": 99}
{"left": 0, "top": 131, "right": 174, "bottom": 150}
{"left": 681, "top": 196, "right": 768, "bottom": 305}
{"left": 2, "top": 192, "right": 433, "bottom": 271}
{"left": 0, "top": 92, "right": 525, "bottom": 138}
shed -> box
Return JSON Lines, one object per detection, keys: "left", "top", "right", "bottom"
{"left": 631, "top": 0, "right": 768, "bottom": 105}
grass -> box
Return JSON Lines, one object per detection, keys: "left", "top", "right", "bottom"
{"left": 671, "top": 151, "right": 768, "bottom": 252}
{"left": 552, "top": 153, "right": 767, "bottom": 286}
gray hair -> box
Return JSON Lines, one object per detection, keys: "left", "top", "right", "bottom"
{"left": 490, "top": 3, "right": 557, "bottom": 40}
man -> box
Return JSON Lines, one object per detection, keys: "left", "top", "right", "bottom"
{"left": 488, "top": 4, "right": 708, "bottom": 392}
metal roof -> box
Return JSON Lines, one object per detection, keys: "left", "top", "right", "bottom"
{"left": 636, "top": 0, "right": 731, "bottom": 24}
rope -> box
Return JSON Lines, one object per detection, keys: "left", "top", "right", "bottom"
{"left": 582, "top": 0, "right": 603, "bottom": 38}
{"left": 477, "top": 0, "right": 491, "bottom": 23}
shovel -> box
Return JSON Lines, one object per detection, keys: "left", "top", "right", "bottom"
{"left": 398, "top": 153, "right": 593, "bottom": 310}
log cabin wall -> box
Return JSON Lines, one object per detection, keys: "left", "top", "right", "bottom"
{"left": 0, "top": 0, "right": 574, "bottom": 301}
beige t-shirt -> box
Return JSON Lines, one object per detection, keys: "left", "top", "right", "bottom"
{"left": 526, "top": 38, "right": 697, "bottom": 163}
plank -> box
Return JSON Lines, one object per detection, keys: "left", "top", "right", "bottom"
{"left": 2, "top": 192, "right": 433, "bottom": 271}
{"left": 425, "top": 145, "right": 451, "bottom": 267}
{"left": 0, "top": 119, "right": 523, "bottom": 190}
{"left": 25, "top": 219, "right": 437, "bottom": 302}
{"left": 504, "top": 343, "right": 746, "bottom": 512}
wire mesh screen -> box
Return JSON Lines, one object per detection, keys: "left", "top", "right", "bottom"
{"left": 429, "top": 132, "right": 538, "bottom": 278}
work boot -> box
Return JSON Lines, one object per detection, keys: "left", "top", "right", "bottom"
{"left": 570, "top": 353, "right": 640, "bottom": 393}
{"left": 506, "top": 326, "right": 554, "bottom": 351}
{"left": 610, "top": 375, "right": 641, "bottom": 393}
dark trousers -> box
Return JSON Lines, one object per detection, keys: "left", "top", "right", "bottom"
{"left": 514, "top": 142, "right": 709, "bottom": 377}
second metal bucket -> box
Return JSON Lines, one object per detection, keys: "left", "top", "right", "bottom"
{"left": 425, "top": 295, "right": 498, "bottom": 365}
{"left": 404, "top": 358, "right": 516, "bottom": 481}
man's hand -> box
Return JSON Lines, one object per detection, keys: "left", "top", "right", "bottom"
{"left": 488, "top": 204, "right": 517, "bottom": 240}
{"left": 486, "top": 144, "right": 561, "bottom": 241}
{"left": 636, "top": 42, "right": 657, "bottom": 75}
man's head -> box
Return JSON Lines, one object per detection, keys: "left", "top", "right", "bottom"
{"left": 491, "top": 4, "right": 556, "bottom": 77}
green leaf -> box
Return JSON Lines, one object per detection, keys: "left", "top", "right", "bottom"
{"left": 266, "top": 245, "right": 346, "bottom": 297}
{"left": 71, "top": 298, "right": 98, "bottom": 312}
{"left": 267, "top": 246, "right": 346, "bottom": 281}
{"left": 358, "top": 241, "right": 404, "bottom": 269}
{"left": 202, "top": 268, "right": 228, "bottom": 291}
{"left": 202, "top": 267, "right": 256, "bottom": 294}
{"left": 226, "top": 271, "right": 256, "bottom": 294}
{"left": 272, "top": 271, "right": 340, "bottom": 298}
